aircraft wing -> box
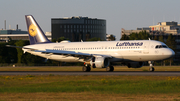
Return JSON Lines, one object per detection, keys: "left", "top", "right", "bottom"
{"left": 36, "top": 49, "right": 92, "bottom": 56}
{"left": 35, "top": 49, "right": 112, "bottom": 58}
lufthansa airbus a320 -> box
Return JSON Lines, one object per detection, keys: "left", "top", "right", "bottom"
{"left": 7, "top": 15, "right": 175, "bottom": 72}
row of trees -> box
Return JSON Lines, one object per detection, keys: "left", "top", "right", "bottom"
{"left": 121, "top": 31, "right": 151, "bottom": 40}
{"left": 0, "top": 40, "right": 48, "bottom": 66}
{"left": 121, "top": 31, "right": 176, "bottom": 66}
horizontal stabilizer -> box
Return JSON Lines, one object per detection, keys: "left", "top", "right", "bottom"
{"left": 6, "top": 45, "right": 36, "bottom": 51}
{"left": 6, "top": 45, "right": 23, "bottom": 48}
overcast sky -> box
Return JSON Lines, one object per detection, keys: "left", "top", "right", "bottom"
{"left": 1, "top": 0, "right": 180, "bottom": 40}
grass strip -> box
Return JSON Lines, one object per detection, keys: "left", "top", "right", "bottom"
{"left": 1, "top": 92, "right": 180, "bottom": 101}
{"left": 0, "top": 75, "right": 180, "bottom": 94}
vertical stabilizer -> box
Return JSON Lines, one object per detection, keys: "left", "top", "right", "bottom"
{"left": 25, "top": 15, "right": 51, "bottom": 44}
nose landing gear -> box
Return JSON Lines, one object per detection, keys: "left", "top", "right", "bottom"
{"left": 148, "top": 61, "right": 155, "bottom": 72}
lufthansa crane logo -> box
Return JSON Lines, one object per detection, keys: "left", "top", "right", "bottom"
{"left": 29, "top": 24, "right": 37, "bottom": 37}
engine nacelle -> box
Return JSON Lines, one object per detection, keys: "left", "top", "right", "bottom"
{"left": 90, "top": 57, "right": 110, "bottom": 68}
{"left": 127, "top": 62, "right": 144, "bottom": 68}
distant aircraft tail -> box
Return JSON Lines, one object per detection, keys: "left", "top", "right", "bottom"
{"left": 25, "top": 15, "right": 51, "bottom": 45}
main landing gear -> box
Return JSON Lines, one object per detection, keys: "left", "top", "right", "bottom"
{"left": 106, "top": 66, "right": 114, "bottom": 72}
{"left": 148, "top": 61, "right": 155, "bottom": 72}
{"left": 82, "top": 65, "right": 114, "bottom": 72}
{"left": 82, "top": 66, "right": 91, "bottom": 72}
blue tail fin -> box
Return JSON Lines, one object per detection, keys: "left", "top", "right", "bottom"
{"left": 25, "top": 15, "right": 51, "bottom": 45}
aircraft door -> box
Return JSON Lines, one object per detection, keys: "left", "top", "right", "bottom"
{"left": 143, "top": 41, "right": 149, "bottom": 54}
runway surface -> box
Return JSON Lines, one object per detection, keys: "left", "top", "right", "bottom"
{"left": 0, "top": 71, "right": 180, "bottom": 76}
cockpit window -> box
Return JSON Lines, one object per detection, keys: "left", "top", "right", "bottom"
{"left": 155, "top": 45, "right": 168, "bottom": 49}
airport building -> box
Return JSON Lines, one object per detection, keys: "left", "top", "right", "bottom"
{"left": 51, "top": 16, "right": 106, "bottom": 42}
{"left": 121, "top": 21, "right": 180, "bottom": 64}
{"left": 0, "top": 28, "right": 28, "bottom": 42}
{"left": 0, "top": 28, "right": 51, "bottom": 42}
{"left": 122, "top": 21, "right": 180, "bottom": 36}
{"left": 149, "top": 21, "right": 180, "bottom": 34}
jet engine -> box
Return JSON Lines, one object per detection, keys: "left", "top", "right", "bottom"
{"left": 127, "top": 62, "right": 144, "bottom": 68}
{"left": 90, "top": 57, "right": 110, "bottom": 68}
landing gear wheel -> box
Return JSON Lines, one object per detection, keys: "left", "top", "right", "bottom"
{"left": 149, "top": 67, "right": 155, "bottom": 72}
{"left": 82, "top": 66, "right": 91, "bottom": 72}
{"left": 148, "top": 61, "right": 155, "bottom": 72}
{"left": 106, "top": 66, "right": 114, "bottom": 72}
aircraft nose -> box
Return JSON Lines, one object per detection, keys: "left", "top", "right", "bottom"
{"left": 168, "top": 49, "right": 175, "bottom": 57}
{"left": 171, "top": 49, "right": 175, "bottom": 56}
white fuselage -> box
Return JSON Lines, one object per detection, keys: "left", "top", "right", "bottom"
{"left": 23, "top": 40, "right": 175, "bottom": 63}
